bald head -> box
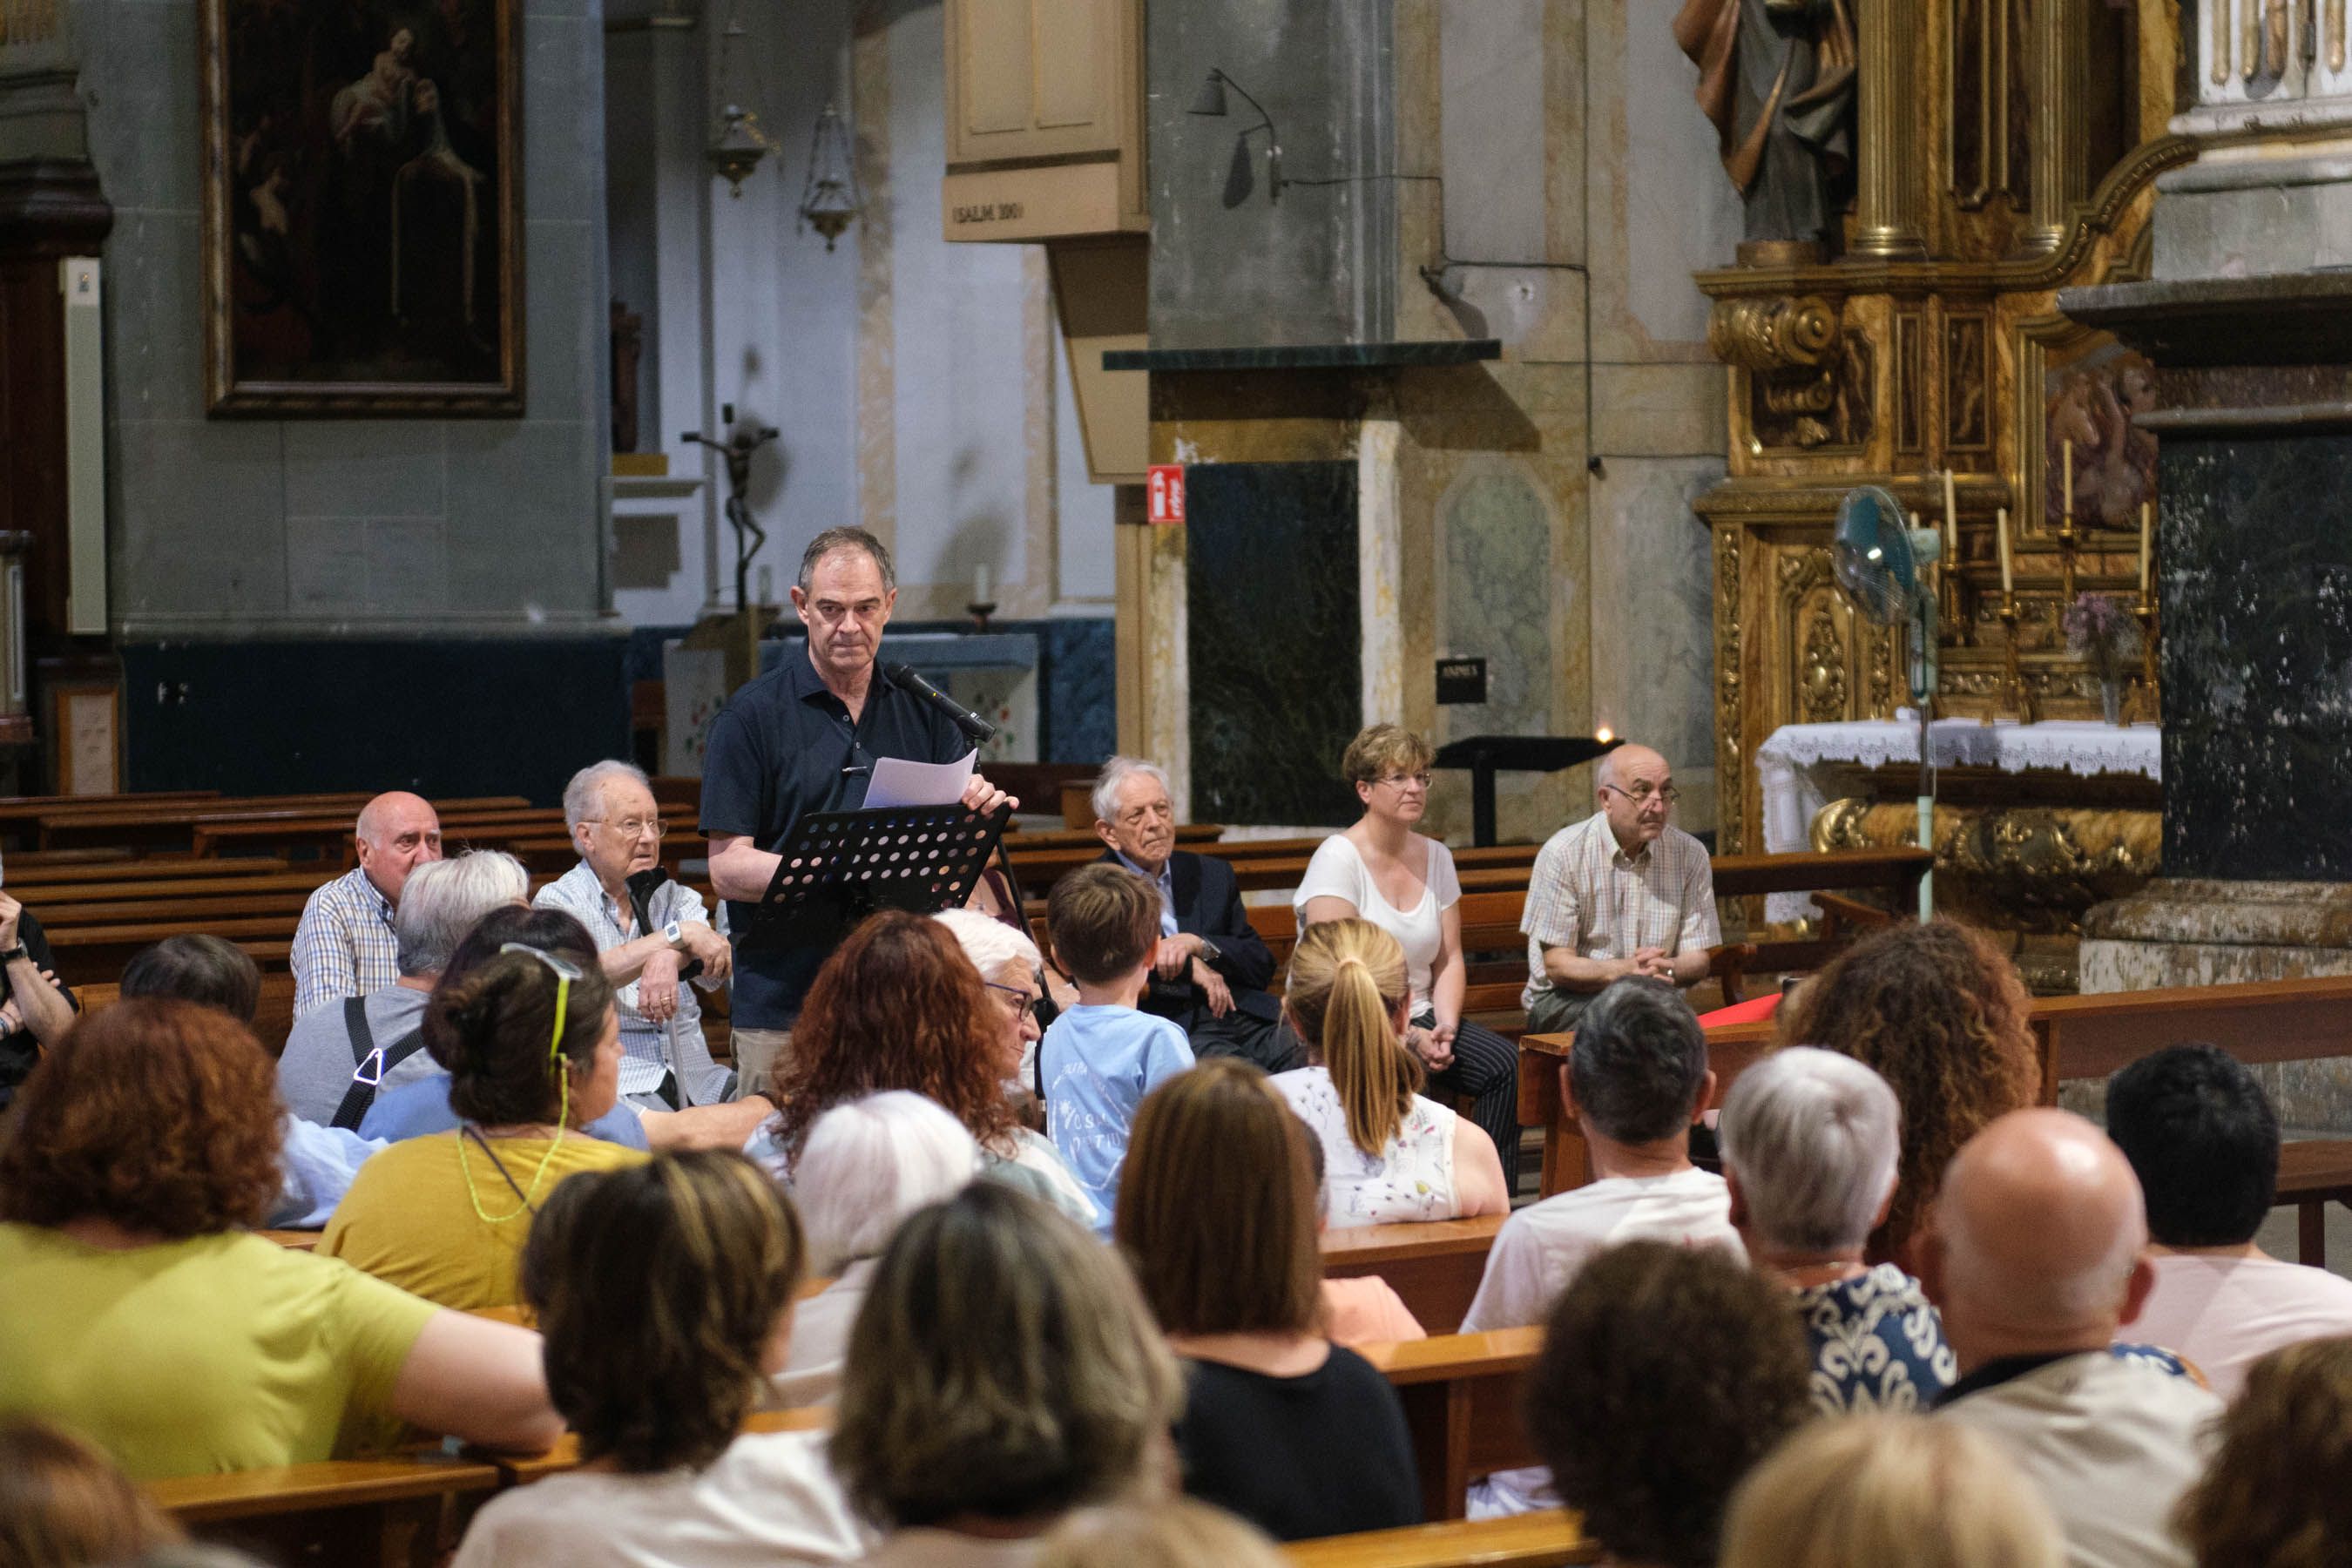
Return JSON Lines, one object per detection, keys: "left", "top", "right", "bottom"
{"left": 353, "top": 791, "right": 443, "bottom": 904}
{"left": 1923, "top": 1108, "right": 2153, "bottom": 1370}
{"left": 1595, "top": 744, "right": 1674, "bottom": 852}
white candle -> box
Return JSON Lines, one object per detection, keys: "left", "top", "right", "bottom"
{"left": 973, "top": 563, "right": 991, "bottom": 605}
{"left": 2062, "top": 441, "right": 2074, "bottom": 518}
{"left": 1997, "top": 507, "right": 2013, "bottom": 596}
{"left": 2139, "top": 502, "right": 2153, "bottom": 593}
{"left": 1943, "top": 469, "right": 1958, "bottom": 563}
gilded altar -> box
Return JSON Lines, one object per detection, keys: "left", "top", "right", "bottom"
{"left": 1697, "top": 1, "right": 2188, "bottom": 965}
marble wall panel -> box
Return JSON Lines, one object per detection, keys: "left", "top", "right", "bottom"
{"left": 2159, "top": 435, "right": 2352, "bottom": 880}
{"left": 1186, "top": 463, "right": 1364, "bottom": 827}
{"left": 1588, "top": 456, "right": 1721, "bottom": 835}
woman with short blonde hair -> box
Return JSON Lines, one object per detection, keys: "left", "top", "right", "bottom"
{"left": 1118, "top": 1058, "right": 1419, "bottom": 1541}
{"left": 1294, "top": 722, "right": 1521, "bottom": 1191}
{"left": 1720, "top": 1412, "right": 2064, "bottom": 1568}
{"left": 1274, "top": 918, "right": 1507, "bottom": 1225}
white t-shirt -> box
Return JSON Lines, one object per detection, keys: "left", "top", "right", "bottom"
{"left": 2126, "top": 1251, "right": 2352, "bottom": 1401}
{"left": 1294, "top": 835, "right": 1461, "bottom": 1010}
{"left": 450, "top": 1428, "right": 868, "bottom": 1567}
{"left": 1462, "top": 1166, "right": 1745, "bottom": 1519}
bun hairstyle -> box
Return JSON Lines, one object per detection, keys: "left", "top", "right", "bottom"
{"left": 429, "top": 948, "right": 614, "bottom": 1126}
{"left": 1282, "top": 918, "right": 1418, "bottom": 1158}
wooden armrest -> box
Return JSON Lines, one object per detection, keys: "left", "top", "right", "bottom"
{"left": 1707, "top": 942, "right": 1756, "bottom": 1006}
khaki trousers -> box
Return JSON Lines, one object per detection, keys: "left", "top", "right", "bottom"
{"left": 730, "top": 1026, "right": 794, "bottom": 1100}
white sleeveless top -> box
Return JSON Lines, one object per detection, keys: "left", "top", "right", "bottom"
{"left": 1273, "top": 1065, "right": 1460, "bottom": 1227}
{"left": 1293, "top": 835, "right": 1460, "bottom": 1012}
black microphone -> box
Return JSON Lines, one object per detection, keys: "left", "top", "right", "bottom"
{"left": 882, "top": 661, "right": 997, "bottom": 744}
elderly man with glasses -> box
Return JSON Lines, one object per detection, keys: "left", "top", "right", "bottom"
{"left": 1520, "top": 742, "right": 1720, "bottom": 1036}
{"left": 536, "top": 760, "right": 734, "bottom": 1109}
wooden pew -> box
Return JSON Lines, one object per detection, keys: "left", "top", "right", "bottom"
{"left": 1360, "top": 1328, "right": 1544, "bottom": 1522}
{"left": 1321, "top": 1214, "right": 1505, "bottom": 1336}
{"left": 149, "top": 1451, "right": 503, "bottom": 1568}
{"left": 1, "top": 856, "right": 294, "bottom": 889}
{"left": 193, "top": 804, "right": 565, "bottom": 862}
{"left": 80, "top": 975, "right": 301, "bottom": 1056}
{"left": 1285, "top": 1511, "right": 1593, "bottom": 1567}
{"left": 37, "top": 795, "right": 533, "bottom": 854}
{"left": 475, "top": 1406, "right": 829, "bottom": 1488}
{"left": 42, "top": 922, "right": 294, "bottom": 986}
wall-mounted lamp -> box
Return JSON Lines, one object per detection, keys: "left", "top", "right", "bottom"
{"left": 797, "top": 101, "right": 864, "bottom": 250}
{"left": 1187, "top": 68, "right": 1283, "bottom": 206}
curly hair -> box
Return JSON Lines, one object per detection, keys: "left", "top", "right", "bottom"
{"left": 522, "top": 1151, "right": 804, "bottom": 1473}
{"left": 0, "top": 999, "right": 282, "bottom": 1237}
{"left": 429, "top": 948, "right": 615, "bottom": 1126}
{"left": 831, "top": 1182, "right": 1182, "bottom": 1530}
{"left": 0, "top": 1419, "right": 183, "bottom": 1568}
{"left": 1525, "top": 1240, "right": 1813, "bottom": 1568}
{"left": 1772, "top": 917, "right": 2039, "bottom": 1262}
{"left": 767, "top": 909, "right": 1015, "bottom": 1158}
{"left": 2176, "top": 1336, "right": 2352, "bottom": 1566}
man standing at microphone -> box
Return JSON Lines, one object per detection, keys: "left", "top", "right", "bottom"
{"left": 701, "top": 527, "right": 1015, "bottom": 1098}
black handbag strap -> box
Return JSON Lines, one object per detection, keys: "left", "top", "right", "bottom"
{"left": 329, "top": 996, "right": 426, "bottom": 1132}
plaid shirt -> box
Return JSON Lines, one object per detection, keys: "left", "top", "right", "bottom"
{"left": 1520, "top": 813, "right": 1720, "bottom": 1010}
{"left": 290, "top": 868, "right": 400, "bottom": 1020}
{"left": 533, "top": 861, "right": 730, "bottom": 1104}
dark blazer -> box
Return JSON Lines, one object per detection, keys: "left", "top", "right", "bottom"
{"left": 1097, "top": 848, "right": 1281, "bottom": 1024}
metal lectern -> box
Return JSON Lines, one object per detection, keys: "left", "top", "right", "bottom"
{"left": 1430, "top": 734, "right": 1619, "bottom": 847}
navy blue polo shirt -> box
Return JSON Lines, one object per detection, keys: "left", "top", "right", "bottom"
{"left": 698, "top": 649, "right": 966, "bottom": 1029}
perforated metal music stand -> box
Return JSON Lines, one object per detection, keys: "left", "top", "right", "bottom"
{"left": 739, "top": 801, "right": 1011, "bottom": 954}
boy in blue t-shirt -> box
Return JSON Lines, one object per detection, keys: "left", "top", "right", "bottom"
{"left": 1040, "top": 862, "right": 1196, "bottom": 1229}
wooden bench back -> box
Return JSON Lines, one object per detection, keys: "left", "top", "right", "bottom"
{"left": 1320, "top": 1214, "right": 1505, "bottom": 1335}
{"left": 79, "top": 974, "right": 301, "bottom": 1056}
{"left": 1283, "top": 1511, "right": 1593, "bottom": 1566}
{"left": 1360, "top": 1326, "right": 1544, "bottom": 1521}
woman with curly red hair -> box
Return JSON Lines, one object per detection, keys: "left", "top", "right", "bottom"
{"left": 752, "top": 909, "right": 1091, "bottom": 1222}
{"left": 0, "top": 998, "right": 560, "bottom": 1479}
{"left": 1772, "top": 916, "right": 2041, "bottom": 1268}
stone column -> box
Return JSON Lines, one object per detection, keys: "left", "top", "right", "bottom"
{"left": 1849, "top": 0, "right": 1925, "bottom": 259}
{"left": 2020, "top": 0, "right": 2088, "bottom": 253}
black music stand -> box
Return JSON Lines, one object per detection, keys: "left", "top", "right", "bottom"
{"left": 1431, "top": 734, "right": 1619, "bottom": 847}
{"left": 739, "top": 801, "right": 1010, "bottom": 954}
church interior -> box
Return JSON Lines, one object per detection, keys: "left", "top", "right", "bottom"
{"left": 8, "top": 0, "right": 2352, "bottom": 1561}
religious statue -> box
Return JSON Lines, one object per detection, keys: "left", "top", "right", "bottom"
{"left": 1673, "top": 0, "right": 1858, "bottom": 250}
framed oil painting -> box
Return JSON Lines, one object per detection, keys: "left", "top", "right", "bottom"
{"left": 199, "top": 0, "right": 524, "bottom": 415}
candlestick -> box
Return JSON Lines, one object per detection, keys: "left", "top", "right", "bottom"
{"left": 2139, "top": 501, "right": 2153, "bottom": 593}
{"left": 2132, "top": 588, "right": 2159, "bottom": 726}
{"left": 1997, "top": 506, "right": 2013, "bottom": 595}
{"left": 1997, "top": 593, "right": 2034, "bottom": 724}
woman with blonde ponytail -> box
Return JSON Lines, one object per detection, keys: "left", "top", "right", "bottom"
{"left": 1273, "top": 919, "right": 1508, "bottom": 1226}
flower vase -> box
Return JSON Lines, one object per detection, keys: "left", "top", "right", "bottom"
{"left": 2100, "top": 677, "right": 2125, "bottom": 726}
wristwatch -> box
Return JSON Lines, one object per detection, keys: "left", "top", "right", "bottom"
{"left": 663, "top": 920, "right": 685, "bottom": 950}
{"left": 0, "top": 945, "right": 25, "bottom": 963}
{"left": 1197, "top": 937, "right": 1222, "bottom": 964}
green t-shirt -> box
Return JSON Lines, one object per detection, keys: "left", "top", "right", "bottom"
{"left": 0, "top": 1226, "right": 438, "bottom": 1480}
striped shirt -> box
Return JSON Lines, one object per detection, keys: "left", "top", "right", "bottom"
{"left": 1520, "top": 813, "right": 1720, "bottom": 1010}
{"left": 290, "top": 868, "right": 400, "bottom": 1021}
{"left": 533, "top": 861, "right": 731, "bottom": 1105}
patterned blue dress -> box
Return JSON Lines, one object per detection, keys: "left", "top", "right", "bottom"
{"left": 1796, "top": 1263, "right": 1960, "bottom": 1414}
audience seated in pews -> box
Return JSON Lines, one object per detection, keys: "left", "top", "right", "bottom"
{"left": 1718, "top": 1045, "right": 1957, "bottom": 1412}
{"left": 829, "top": 1183, "right": 1184, "bottom": 1566}
{"left": 289, "top": 790, "right": 443, "bottom": 1019}
{"left": 319, "top": 943, "right": 642, "bottom": 1310}
{"left": 536, "top": 760, "right": 735, "bottom": 1109}
{"left": 449, "top": 1151, "right": 867, "bottom": 1567}
{"left": 0, "top": 870, "right": 79, "bottom": 1115}
{"left": 751, "top": 910, "right": 1092, "bottom": 1224}
{"left": 774, "top": 1092, "right": 981, "bottom": 1407}
{"left": 1524, "top": 1239, "right": 1813, "bottom": 1568}
{"left": 1461, "top": 976, "right": 1735, "bottom": 1516}
{"left": 932, "top": 905, "right": 1050, "bottom": 1105}
{"left": 2106, "top": 1043, "right": 2352, "bottom": 1400}
{"left": 0, "top": 999, "right": 559, "bottom": 1476}
{"left": 279, "top": 850, "right": 529, "bottom": 1126}
{"left": 2173, "top": 1335, "right": 2352, "bottom": 1565}
{"left": 1117, "top": 1058, "right": 1421, "bottom": 1542}
{"left": 121, "top": 934, "right": 383, "bottom": 1228}
{"left": 1273, "top": 919, "right": 1509, "bottom": 1227}
{"left": 1038, "top": 863, "right": 1198, "bottom": 1231}
{"left": 1090, "top": 756, "right": 1294, "bottom": 1074}
{"left": 1297, "top": 723, "right": 1520, "bottom": 1190}
{"left": 0, "top": 1418, "right": 184, "bottom": 1567}
{"left": 1035, "top": 1497, "right": 1286, "bottom": 1568}
{"left": 356, "top": 906, "right": 765, "bottom": 1152}
{"left": 1774, "top": 916, "right": 2041, "bottom": 1269}
{"left": 1719, "top": 1412, "right": 2064, "bottom": 1568}
{"left": 1922, "top": 1108, "right": 2221, "bottom": 1568}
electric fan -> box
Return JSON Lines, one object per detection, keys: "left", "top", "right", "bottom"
{"left": 1831, "top": 484, "right": 1942, "bottom": 921}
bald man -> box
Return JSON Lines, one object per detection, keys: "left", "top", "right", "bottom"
{"left": 1923, "top": 1109, "right": 2220, "bottom": 1568}
{"left": 289, "top": 791, "right": 444, "bottom": 1019}
{"left": 1520, "top": 743, "right": 1720, "bottom": 1036}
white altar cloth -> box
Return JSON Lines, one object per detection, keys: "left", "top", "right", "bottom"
{"left": 1754, "top": 717, "right": 2161, "bottom": 922}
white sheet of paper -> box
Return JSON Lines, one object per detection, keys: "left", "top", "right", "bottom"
{"left": 863, "top": 748, "right": 978, "bottom": 810}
